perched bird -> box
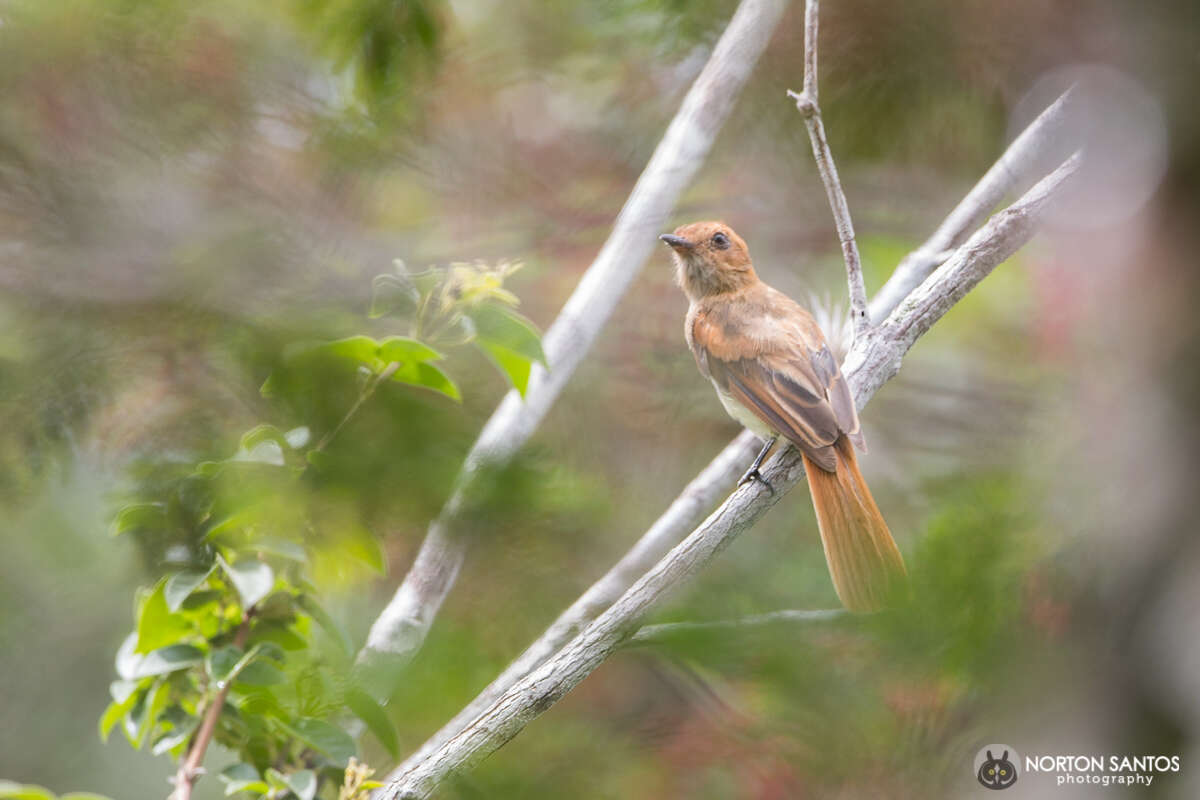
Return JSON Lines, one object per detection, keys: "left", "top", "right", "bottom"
{"left": 660, "top": 221, "right": 906, "bottom": 612}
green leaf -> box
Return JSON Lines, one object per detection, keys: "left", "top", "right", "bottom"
{"left": 117, "top": 633, "right": 203, "bottom": 679}
{"left": 297, "top": 595, "right": 352, "bottom": 656}
{"left": 264, "top": 769, "right": 288, "bottom": 792}
{"left": 206, "top": 646, "right": 243, "bottom": 683}
{"left": 390, "top": 359, "right": 461, "bottom": 401}
{"left": 250, "top": 621, "right": 307, "bottom": 651}
{"left": 217, "top": 555, "right": 274, "bottom": 609}
{"left": 109, "top": 679, "right": 140, "bottom": 704}
{"left": 99, "top": 701, "right": 126, "bottom": 743}
{"left": 114, "top": 634, "right": 140, "bottom": 680}
{"left": 194, "top": 459, "right": 225, "bottom": 478}
{"left": 305, "top": 449, "right": 332, "bottom": 471}
{"left": 136, "top": 580, "right": 194, "bottom": 653}
{"left": 236, "top": 660, "right": 285, "bottom": 686}
{"left": 176, "top": 474, "right": 214, "bottom": 517}
{"left": 109, "top": 502, "right": 166, "bottom": 537}
{"left": 251, "top": 538, "right": 307, "bottom": 562}
{"left": 232, "top": 439, "right": 286, "bottom": 466}
{"left": 99, "top": 681, "right": 142, "bottom": 742}
{"left": 342, "top": 530, "right": 387, "bottom": 574}
{"left": 259, "top": 373, "right": 279, "bottom": 398}
{"left": 239, "top": 424, "right": 290, "bottom": 453}
{"left": 405, "top": 265, "right": 439, "bottom": 296}
{"left": 475, "top": 339, "right": 534, "bottom": 396}
{"left": 218, "top": 764, "right": 269, "bottom": 796}
{"left": 125, "top": 678, "right": 168, "bottom": 751}
{"left": 377, "top": 336, "right": 442, "bottom": 365}
{"left": 180, "top": 590, "right": 221, "bottom": 612}
{"left": 0, "top": 783, "right": 55, "bottom": 800}
{"left": 346, "top": 687, "right": 399, "bottom": 758}
{"left": 368, "top": 272, "right": 419, "bottom": 318}
{"left": 210, "top": 643, "right": 278, "bottom": 688}
{"left": 164, "top": 568, "right": 213, "bottom": 612}
{"left": 284, "top": 770, "right": 317, "bottom": 800}
{"left": 314, "top": 335, "right": 383, "bottom": 369}
{"left": 150, "top": 715, "right": 198, "bottom": 756}
{"left": 469, "top": 303, "right": 545, "bottom": 363}
{"left": 203, "top": 508, "right": 257, "bottom": 541}
{"left": 281, "top": 718, "right": 356, "bottom": 765}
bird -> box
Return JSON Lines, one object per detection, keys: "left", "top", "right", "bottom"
{"left": 660, "top": 221, "right": 906, "bottom": 612}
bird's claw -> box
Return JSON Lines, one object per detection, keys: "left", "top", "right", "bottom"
{"left": 738, "top": 467, "right": 774, "bottom": 495}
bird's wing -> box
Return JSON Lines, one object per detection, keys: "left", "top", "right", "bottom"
{"left": 693, "top": 304, "right": 862, "bottom": 471}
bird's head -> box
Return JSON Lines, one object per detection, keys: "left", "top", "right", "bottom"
{"left": 659, "top": 221, "right": 756, "bottom": 301}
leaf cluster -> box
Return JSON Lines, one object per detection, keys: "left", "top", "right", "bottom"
{"left": 90, "top": 258, "right": 543, "bottom": 797}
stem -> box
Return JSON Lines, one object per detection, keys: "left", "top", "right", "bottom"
{"left": 787, "top": 0, "right": 871, "bottom": 342}
{"left": 171, "top": 617, "right": 252, "bottom": 800}
{"left": 315, "top": 362, "right": 401, "bottom": 454}
{"left": 627, "top": 608, "right": 845, "bottom": 646}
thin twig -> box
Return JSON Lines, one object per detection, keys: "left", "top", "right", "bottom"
{"left": 315, "top": 362, "right": 401, "bottom": 453}
{"left": 787, "top": 0, "right": 870, "bottom": 341}
{"left": 171, "top": 617, "right": 251, "bottom": 800}
{"left": 627, "top": 608, "right": 845, "bottom": 646}
{"left": 378, "top": 153, "right": 1082, "bottom": 800}
{"left": 355, "top": 0, "right": 792, "bottom": 701}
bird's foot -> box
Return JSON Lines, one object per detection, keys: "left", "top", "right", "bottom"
{"left": 737, "top": 467, "right": 774, "bottom": 495}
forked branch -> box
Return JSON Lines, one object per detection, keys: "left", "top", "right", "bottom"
{"left": 379, "top": 154, "right": 1082, "bottom": 799}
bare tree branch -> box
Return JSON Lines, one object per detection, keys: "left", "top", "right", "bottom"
{"left": 378, "top": 152, "right": 1082, "bottom": 799}
{"left": 869, "top": 87, "right": 1077, "bottom": 320}
{"left": 787, "top": 0, "right": 870, "bottom": 341}
{"left": 844, "top": 151, "right": 1082, "bottom": 401}
{"left": 356, "top": 0, "right": 792, "bottom": 694}
{"left": 627, "top": 608, "right": 845, "bottom": 646}
{"left": 381, "top": 87, "right": 1083, "bottom": 788}
{"left": 387, "top": 430, "right": 761, "bottom": 776}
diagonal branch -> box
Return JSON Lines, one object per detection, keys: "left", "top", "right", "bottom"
{"left": 844, "top": 152, "right": 1082, "bottom": 401}
{"left": 869, "top": 87, "right": 1076, "bottom": 319}
{"left": 379, "top": 152, "right": 1082, "bottom": 800}
{"left": 787, "top": 0, "right": 870, "bottom": 341}
{"left": 379, "top": 87, "right": 1082, "bottom": 787}
{"left": 387, "top": 430, "right": 762, "bottom": 776}
{"left": 355, "top": 0, "right": 792, "bottom": 696}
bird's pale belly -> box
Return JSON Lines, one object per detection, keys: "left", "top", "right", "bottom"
{"left": 711, "top": 380, "right": 776, "bottom": 439}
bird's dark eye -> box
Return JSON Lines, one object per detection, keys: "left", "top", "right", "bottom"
{"left": 712, "top": 232, "right": 730, "bottom": 249}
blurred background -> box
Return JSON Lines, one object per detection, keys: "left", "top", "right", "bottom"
{"left": 1, "top": 0, "right": 1198, "bottom": 797}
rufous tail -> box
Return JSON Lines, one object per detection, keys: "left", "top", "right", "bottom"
{"left": 801, "top": 436, "right": 906, "bottom": 612}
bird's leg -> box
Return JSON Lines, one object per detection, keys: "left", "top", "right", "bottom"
{"left": 738, "top": 436, "right": 777, "bottom": 495}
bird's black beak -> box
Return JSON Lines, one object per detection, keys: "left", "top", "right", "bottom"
{"left": 659, "top": 234, "right": 693, "bottom": 250}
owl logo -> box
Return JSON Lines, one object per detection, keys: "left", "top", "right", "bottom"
{"left": 976, "top": 747, "right": 1019, "bottom": 790}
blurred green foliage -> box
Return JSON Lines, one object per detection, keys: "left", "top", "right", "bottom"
{"left": 296, "top": 0, "right": 443, "bottom": 118}
{"left": 89, "top": 263, "right": 542, "bottom": 797}
{"left": 0, "top": 782, "right": 112, "bottom": 800}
